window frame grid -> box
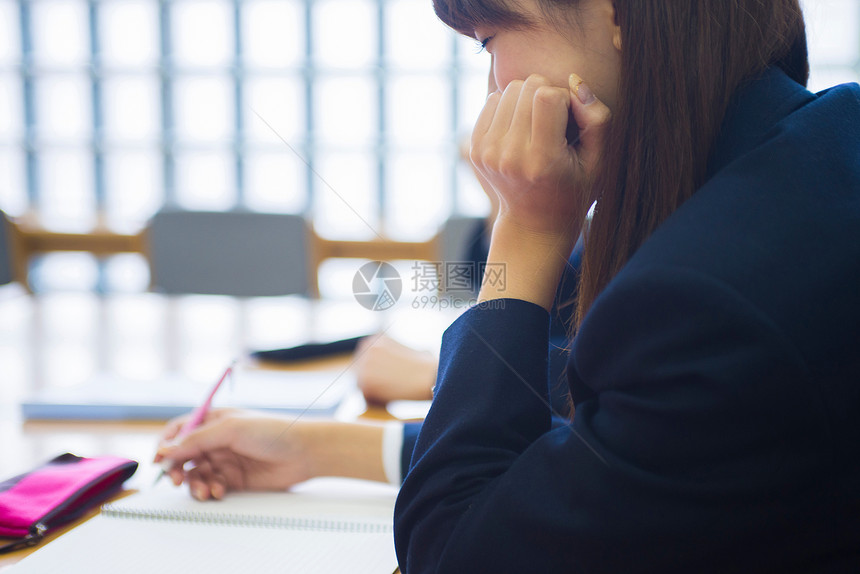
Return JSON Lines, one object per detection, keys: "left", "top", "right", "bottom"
{"left": 12, "top": 0, "right": 480, "bottom": 235}
{"left": 9, "top": 0, "right": 860, "bottom": 237}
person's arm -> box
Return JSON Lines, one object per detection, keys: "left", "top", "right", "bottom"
{"left": 353, "top": 335, "right": 437, "bottom": 403}
{"left": 394, "top": 267, "right": 822, "bottom": 573}
{"left": 470, "top": 74, "right": 608, "bottom": 311}
{"left": 155, "top": 410, "right": 388, "bottom": 500}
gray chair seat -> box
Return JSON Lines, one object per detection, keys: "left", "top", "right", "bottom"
{"left": 146, "top": 209, "right": 311, "bottom": 297}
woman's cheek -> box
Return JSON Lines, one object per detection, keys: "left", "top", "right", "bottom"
{"left": 491, "top": 57, "right": 517, "bottom": 92}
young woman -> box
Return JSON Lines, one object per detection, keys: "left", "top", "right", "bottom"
{"left": 393, "top": 0, "right": 860, "bottom": 572}
{"left": 155, "top": 0, "right": 858, "bottom": 569}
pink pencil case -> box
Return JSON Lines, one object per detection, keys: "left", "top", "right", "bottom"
{"left": 0, "top": 453, "right": 138, "bottom": 553}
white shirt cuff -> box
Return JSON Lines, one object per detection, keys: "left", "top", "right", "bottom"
{"left": 381, "top": 421, "right": 404, "bottom": 486}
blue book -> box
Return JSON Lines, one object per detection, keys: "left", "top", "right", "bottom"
{"left": 21, "top": 368, "right": 352, "bottom": 421}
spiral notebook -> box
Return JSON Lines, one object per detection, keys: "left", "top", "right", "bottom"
{"left": 8, "top": 478, "right": 399, "bottom": 574}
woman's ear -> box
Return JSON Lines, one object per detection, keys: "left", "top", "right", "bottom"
{"left": 612, "top": 3, "right": 621, "bottom": 51}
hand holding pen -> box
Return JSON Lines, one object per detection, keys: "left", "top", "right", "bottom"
{"left": 153, "top": 360, "right": 237, "bottom": 486}
{"left": 153, "top": 406, "right": 331, "bottom": 501}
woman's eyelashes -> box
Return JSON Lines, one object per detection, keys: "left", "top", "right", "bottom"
{"left": 476, "top": 35, "right": 494, "bottom": 53}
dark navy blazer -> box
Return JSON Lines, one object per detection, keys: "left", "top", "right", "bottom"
{"left": 394, "top": 68, "right": 860, "bottom": 573}
{"left": 400, "top": 232, "right": 582, "bottom": 479}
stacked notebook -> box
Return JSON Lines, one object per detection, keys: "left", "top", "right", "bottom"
{"left": 21, "top": 368, "right": 352, "bottom": 421}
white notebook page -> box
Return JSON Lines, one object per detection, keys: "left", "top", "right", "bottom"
{"left": 9, "top": 478, "right": 398, "bottom": 574}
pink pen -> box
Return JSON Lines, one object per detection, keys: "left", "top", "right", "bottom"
{"left": 153, "top": 360, "right": 237, "bottom": 485}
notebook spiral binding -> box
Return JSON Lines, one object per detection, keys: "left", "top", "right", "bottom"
{"left": 100, "top": 504, "right": 393, "bottom": 533}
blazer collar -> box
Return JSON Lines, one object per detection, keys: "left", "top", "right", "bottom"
{"left": 707, "top": 67, "right": 817, "bottom": 179}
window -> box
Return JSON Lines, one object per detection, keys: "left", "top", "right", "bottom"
{"left": 0, "top": 0, "right": 491, "bottom": 242}
{"left": 0, "top": 1, "right": 856, "bottom": 290}
{"left": 802, "top": 0, "right": 860, "bottom": 91}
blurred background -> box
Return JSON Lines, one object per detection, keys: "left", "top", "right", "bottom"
{"left": 0, "top": 0, "right": 857, "bottom": 296}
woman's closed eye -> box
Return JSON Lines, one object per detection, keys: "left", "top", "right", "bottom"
{"left": 476, "top": 35, "right": 494, "bottom": 53}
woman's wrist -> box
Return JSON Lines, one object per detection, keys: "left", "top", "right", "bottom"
{"left": 418, "top": 354, "right": 437, "bottom": 400}
{"left": 478, "top": 217, "right": 579, "bottom": 311}
{"left": 304, "top": 421, "right": 387, "bottom": 483}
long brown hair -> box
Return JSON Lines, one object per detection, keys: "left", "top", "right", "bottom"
{"left": 577, "top": 1, "right": 808, "bottom": 328}
{"left": 433, "top": 0, "right": 809, "bottom": 330}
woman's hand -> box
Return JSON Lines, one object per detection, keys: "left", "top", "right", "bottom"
{"left": 471, "top": 73, "right": 611, "bottom": 309}
{"left": 154, "top": 409, "right": 387, "bottom": 500}
{"left": 471, "top": 73, "right": 610, "bottom": 240}
{"left": 353, "top": 334, "right": 436, "bottom": 403}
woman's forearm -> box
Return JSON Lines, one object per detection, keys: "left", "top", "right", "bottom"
{"left": 305, "top": 421, "right": 387, "bottom": 483}
{"left": 479, "top": 218, "right": 578, "bottom": 311}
